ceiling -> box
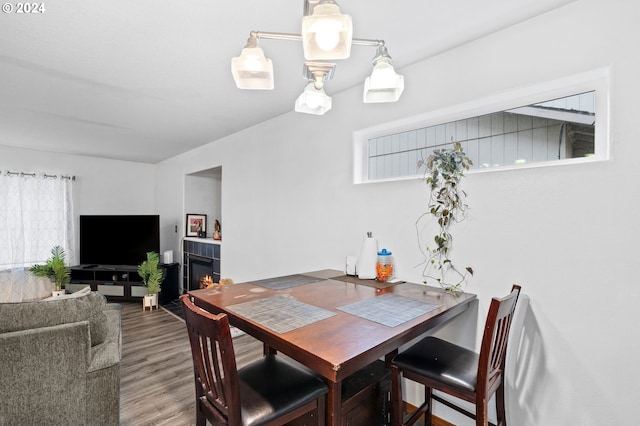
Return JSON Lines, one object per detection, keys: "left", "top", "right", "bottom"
{"left": 0, "top": 0, "right": 575, "bottom": 164}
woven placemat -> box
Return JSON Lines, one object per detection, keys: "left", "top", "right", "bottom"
{"left": 250, "top": 274, "right": 326, "bottom": 290}
{"left": 337, "top": 293, "right": 441, "bottom": 327}
{"left": 227, "top": 295, "right": 336, "bottom": 334}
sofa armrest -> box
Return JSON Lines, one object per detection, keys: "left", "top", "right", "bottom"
{"left": 0, "top": 321, "right": 91, "bottom": 425}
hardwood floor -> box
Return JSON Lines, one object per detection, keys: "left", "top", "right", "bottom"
{"left": 118, "top": 302, "right": 438, "bottom": 426}
{"left": 119, "top": 302, "right": 263, "bottom": 426}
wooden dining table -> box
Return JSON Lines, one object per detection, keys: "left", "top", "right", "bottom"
{"left": 188, "top": 269, "right": 476, "bottom": 426}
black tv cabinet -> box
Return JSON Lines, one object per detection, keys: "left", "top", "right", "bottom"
{"left": 69, "top": 263, "right": 179, "bottom": 302}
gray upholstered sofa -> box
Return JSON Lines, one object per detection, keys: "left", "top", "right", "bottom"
{"left": 0, "top": 286, "right": 121, "bottom": 425}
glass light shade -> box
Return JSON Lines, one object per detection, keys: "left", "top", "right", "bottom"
{"left": 294, "top": 83, "right": 332, "bottom": 115}
{"left": 363, "top": 61, "right": 405, "bottom": 103}
{"left": 302, "top": 2, "right": 352, "bottom": 60}
{"left": 231, "top": 46, "right": 274, "bottom": 90}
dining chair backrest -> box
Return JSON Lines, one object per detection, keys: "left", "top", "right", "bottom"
{"left": 477, "top": 285, "right": 521, "bottom": 405}
{"left": 181, "top": 294, "right": 241, "bottom": 424}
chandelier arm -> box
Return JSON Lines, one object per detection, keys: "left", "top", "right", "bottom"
{"left": 251, "top": 31, "right": 384, "bottom": 48}
{"left": 351, "top": 38, "right": 384, "bottom": 47}
{"left": 253, "top": 31, "right": 302, "bottom": 42}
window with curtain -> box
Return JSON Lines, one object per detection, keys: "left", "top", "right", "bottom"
{"left": 0, "top": 171, "right": 75, "bottom": 300}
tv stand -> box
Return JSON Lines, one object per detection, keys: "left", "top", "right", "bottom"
{"left": 69, "top": 264, "right": 179, "bottom": 302}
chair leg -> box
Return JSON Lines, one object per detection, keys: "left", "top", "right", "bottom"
{"left": 390, "top": 364, "right": 404, "bottom": 426}
{"left": 316, "top": 394, "right": 325, "bottom": 426}
{"left": 195, "top": 405, "right": 206, "bottom": 426}
{"left": 476, "top": 397, "right": 489, "bottom": 426}
{"left": 495, "top": 382, "right": 507, "bottom": 426}
{"left": 424, "top": 386, "right": 432, "bottom": 426}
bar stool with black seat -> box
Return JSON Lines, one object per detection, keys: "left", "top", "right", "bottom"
{"left": 390, "top": 285, "right": 521, "bottom": 426}
{"left": 180, "top": 294, "right": 328, "bottom": 426}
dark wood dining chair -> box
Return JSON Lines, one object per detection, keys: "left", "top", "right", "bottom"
{"left": 180, "top": 294, "right": 328, "bottom": 426}
{"left": 390, "top": 285, "right": 521, "bottom": 426}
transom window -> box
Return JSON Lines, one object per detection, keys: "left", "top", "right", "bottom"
{"left": 353, "top": 70, "right": 608, "bottom": 183}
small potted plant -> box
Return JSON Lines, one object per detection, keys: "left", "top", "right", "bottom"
{"left": 137, "top": 251, "right": 164, "bottom": 310}
{"left": 29, "top": 245, "right": 70, "bottom": 297}
{"left": 417, "top": 142, "right": 474, "bottom": 293}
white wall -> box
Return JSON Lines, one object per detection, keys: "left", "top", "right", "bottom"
{"left": 184, "top": 171, "right": 222, "bottom": 237}
{"left": 0, "top": 145, "right": 157, "bottom": 263}
{"left": 154, "top": 0, "right": 637, "bottom": 423}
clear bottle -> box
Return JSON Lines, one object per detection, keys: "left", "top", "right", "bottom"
{"left": 376, "top": 248, "right": 393, "bottom": 282}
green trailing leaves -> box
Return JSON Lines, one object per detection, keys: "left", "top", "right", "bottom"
{"left": 417, "top": 142, "right": 474, "bottom": 293}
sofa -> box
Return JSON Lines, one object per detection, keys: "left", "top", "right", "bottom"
{"left": 0, "top": 286, "right": 121, "bottom": 425}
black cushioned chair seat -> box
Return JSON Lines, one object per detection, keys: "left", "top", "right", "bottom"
{"left": 238, "top": 355, "right": 328, "bottom": 426}
{"left": 392, "top": 336, "right": 479, "bottom": 393}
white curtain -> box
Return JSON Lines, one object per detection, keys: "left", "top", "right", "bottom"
{"left": 0, "top": 172, "right": 75, "bottom": 301}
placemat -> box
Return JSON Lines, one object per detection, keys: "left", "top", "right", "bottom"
{"left": 250, "top": 274, "right": 326, "bottom": 290}
{"left": 227, "top": 295, "right": 336, "bottom": 334}
{"left": 337, "top": 294, "right": 441, "bottom": 327}
{"left": 330, "top": 274, "right": 400, "bottom": 289}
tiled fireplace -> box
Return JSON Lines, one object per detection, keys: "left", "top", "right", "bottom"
{"left": 182, "top": 238, "right": 221, "bottom": 293}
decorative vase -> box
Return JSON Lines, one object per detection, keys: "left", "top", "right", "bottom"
{"left": 52, "top": 289, "right": 66, "bottom": 298}
{"left": 143, "top": 294, "right": 158, "bottom": 311}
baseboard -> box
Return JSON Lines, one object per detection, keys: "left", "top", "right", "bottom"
{"left": 403, "top": 402, "right": 454, "bottom": 426}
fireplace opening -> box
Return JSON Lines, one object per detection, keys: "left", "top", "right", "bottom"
{"left": 189, "top": 255, "right": 215, "bottom": 290}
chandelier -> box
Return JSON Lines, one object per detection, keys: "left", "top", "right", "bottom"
{"left": 231, "top": 0, "right": 405, "bottom": 115}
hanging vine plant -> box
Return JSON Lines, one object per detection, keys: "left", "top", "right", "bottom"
{"left": 417, "top": 142, "right": 473, "bottom": 293}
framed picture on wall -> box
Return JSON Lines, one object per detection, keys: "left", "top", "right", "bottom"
{"left": 186, "top": 214, "right": 207, "bottom": 237}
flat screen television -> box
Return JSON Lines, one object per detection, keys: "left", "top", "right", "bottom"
{"left": 79, "top": 215, "right": 160, "bottom": 266}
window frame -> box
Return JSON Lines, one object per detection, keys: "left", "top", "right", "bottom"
{"left": 353, "top": 68, "right": 610, "bottom": 184}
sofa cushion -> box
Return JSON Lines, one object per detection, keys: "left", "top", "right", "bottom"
{"left": 0, "top": 289, "right": 108, "bottom": 346}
